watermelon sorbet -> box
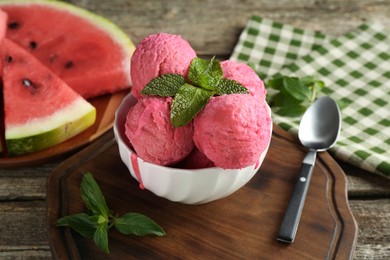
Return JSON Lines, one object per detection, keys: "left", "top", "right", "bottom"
{"left": 125, "top": 96, "right": 194, "bottom": 166}
{"left": 193, "top": 94, "right": 272, "bottom": 169}
{"left": 130, "top": 33, "right": 197, "bottom": 99}
{"left": 221, "top": 60, "right": 267, "bottom": 103}
{"left": 126, "top": 32, "right": 272, "bottom": 170}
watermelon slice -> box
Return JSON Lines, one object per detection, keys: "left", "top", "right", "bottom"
{"left": 0, "top": 9, "right": 7, "bottom": 154}
{"left": 1, "top": 38, "right": 96, "bottom": 156}
{"left": 0, "top": 0, "right": 135, "bottom": 98}
{"left": 0, "top": 82, "right": 4, "bottom": 155}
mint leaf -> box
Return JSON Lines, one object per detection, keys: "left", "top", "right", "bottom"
{"left": 115, "top": 213, "right": 165, "bottom": 236}
{"left": 272, "top": 92, "right": 307, "bottom": 116}
{"left": 271, "top": 92, "right": 302, "bottom": 108}
{"left": 141, "top": 74, "right": 185, "bottom": 96}
{"left": 81, "top": 172, "right": 110, "bottom": 218}
{"left": 268, "top": 75, "right": 326, "bottom": 117}
{"left": 94, "top": 221, "right": 109, "bottom": 254}
{"left": 301, "top": 75, "right": 318, "bottom": 86}
{"left": 171, "top": 83, "right": 214, "bottom": 127}
{"left": 188, "top": 57, "right": 222, "bottom": 90}
{"left": 301, "top": 75, "right": 325, "bottom": 102}
{"left": 214, "top": 78, "right": 249, "bottom": 95}
{"left": 267, "top": 76, "right": 284, "bottom": 90}
{"left": 282, "top": 76, "right": 312, "bottom": 101}
{"left": 276, "top": 105, "right": 307, "bottom": 117}
{"left": 57, "top": 173, "right": 166, "bottom": 255}
{"left": 56, "top": 213, "right": 97, "bottom": 238}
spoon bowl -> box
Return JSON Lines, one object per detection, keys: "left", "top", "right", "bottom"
{"left": 299, "top": 97, "right": 341, "bottom": 151}
{"left": 277, "top": 96, "right": 341, "bottom": 243}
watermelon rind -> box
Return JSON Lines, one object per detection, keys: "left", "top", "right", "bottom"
{"left": 6, "top": 97, "right": 96, "bottom": 156}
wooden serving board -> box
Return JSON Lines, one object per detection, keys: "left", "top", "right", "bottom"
{"left": 47, "top": 126, "right": 358, "bottom": 259}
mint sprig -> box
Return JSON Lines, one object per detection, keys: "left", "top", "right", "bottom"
{"left": 188, "top": 56, "right": 223, "bottom": 90}
{"left": 267, "top": 75, "right": 325, "bottom": 117}
{"left": 141, "top": 57, "right": 249, "bottom": 127}
{"left": 56, "top": 173, "right": 165, "bottom": 254}
{"left": 171, "top": 83, "right": 214, "bottom": 127}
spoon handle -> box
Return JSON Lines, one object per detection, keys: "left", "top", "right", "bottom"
{"left": 277, "top": 150, "right": 316, "bottom": 243}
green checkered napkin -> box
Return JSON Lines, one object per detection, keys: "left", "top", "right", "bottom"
{"left": 230, "top": 16, "right": 390, "bottom": 178}
{"left": 230, "top": 16, "right": 330, "bottom": 81}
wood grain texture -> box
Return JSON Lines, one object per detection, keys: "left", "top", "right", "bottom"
{"left": 66, "top": 0, "right": 390, "bottom": 56}
{"left": 0, "top": 201, "right": 48, "bottom": 245}
{"left": 0, "top": 198, "right": 386, "bottom": 258}
{"left": 0, "top": 176, "right": 46, "bottom": 200}
{"left": 47, "top": 127, "right": 357, "bottom": 259}
{"left": 350, "top": 199, "right": 390, "bottom": 259}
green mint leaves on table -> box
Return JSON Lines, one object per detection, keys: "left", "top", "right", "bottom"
{"left": 56, "top": 172, "right": 165, "bottom": 254}
{"left": 141, "top": 57, "right": 249, "bottom": 127}
{"left": 267, "top": 75, "right": 325, "bottom": 117}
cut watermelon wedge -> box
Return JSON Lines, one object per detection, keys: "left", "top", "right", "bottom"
{"left": 1, "top": 38, "right": 96, "bottom": 156}
{"left": 0, "top": 9, "right": 7, "bottom": 154}
{"left": 0, "top": 0, "right": 135, "bottom": 99}
{"left": 0, "top": 82, "right": 4, "bottom": 155}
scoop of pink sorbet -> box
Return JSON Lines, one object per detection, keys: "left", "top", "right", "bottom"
{"left": 131, "top": 33, "right": 197, "bottom": 99}
{"left": 193, "top": 94, "right": 272, "bottom": 169}
{"left": 221, "top": 60, "right": 266, "bottom": 102}
{"left": 125, "top": 96, "right": 194, "bottom": 166}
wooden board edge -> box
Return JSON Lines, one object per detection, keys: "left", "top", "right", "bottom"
{"left": 318, "top": 151, "right": 358, "bottom": 259}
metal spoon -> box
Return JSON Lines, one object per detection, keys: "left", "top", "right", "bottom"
{"left": 277, "top": 96, "right": 341, "bottom": 244}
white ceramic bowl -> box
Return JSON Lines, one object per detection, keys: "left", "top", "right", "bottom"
{"left": 113, "top": 93, "right": 272, "bottom": 204}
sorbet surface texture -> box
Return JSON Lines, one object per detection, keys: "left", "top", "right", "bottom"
{"left": 125, "top": 96, "right": 194, "bottom": 165}
{"left": 193, "top": 94, "right": 271, "bottom": 169}
{"left": 131, "top": 33, "right": 196, "bottom": 98}
{"left": 221, "top": 60, "right": 266, "bottom": 102}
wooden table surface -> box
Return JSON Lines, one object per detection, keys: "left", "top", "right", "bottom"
{"left": 1, "top": 0, "right": 389, "bottom": 259}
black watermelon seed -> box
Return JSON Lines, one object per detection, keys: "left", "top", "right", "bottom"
{"left": 29, "top": 41, "right": 37, "bottom": 50}
{"left": 6, "top": 56, "right": 12, "bottom": 63}
{"left": 8, "top": 22, "right": 20, "bottom": 30}
{"left": 64, "top": 61, "right": 74, "bottom": 68}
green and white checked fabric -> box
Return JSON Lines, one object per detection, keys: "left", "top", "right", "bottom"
{"left": 231, "top": 16, "right": 390, "bottom": 178}
{"left": 230, "top": 16, "right": 329, "bottom": 80}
